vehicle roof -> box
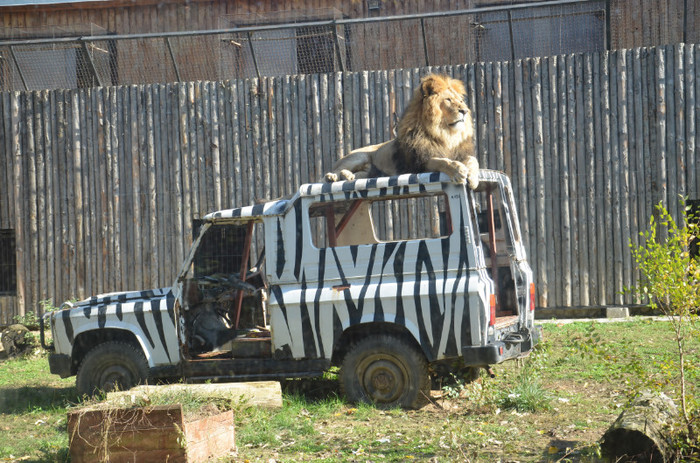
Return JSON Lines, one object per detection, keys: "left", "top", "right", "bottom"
{"left": 203, "top": 170, "right": 506, "bottom": 222}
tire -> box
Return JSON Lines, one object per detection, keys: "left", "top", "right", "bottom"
{"left": 339, "top": 334, "right": 430, "bottom": 409}
{"left": 76, "top": 341, "right": 149, "bottom": 396}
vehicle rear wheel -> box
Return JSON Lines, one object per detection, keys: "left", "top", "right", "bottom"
{"left": 76, "top": 341, "right": 148, "bottom": 396}
{"left": 339, "top": 334, "right": 430, "bottom": 409}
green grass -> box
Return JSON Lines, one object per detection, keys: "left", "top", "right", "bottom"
{"left": 545, "top": 319, "right": 700, "bottom": 396}
{"left": 0, "top": 354, "right": 77, "bottom": 462}
{"left": 0, "top": 318, "right": 697, "bottom": 462}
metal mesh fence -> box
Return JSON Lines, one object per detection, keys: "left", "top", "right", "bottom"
{"left": 472, "top": 1, "right": 606, "bottom": 62}
{"left": 0, "top": 0, "right": 692, "bottom": 92}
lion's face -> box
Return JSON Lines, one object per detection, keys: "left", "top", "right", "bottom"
{"left": 415, "top": 75, "right": 473, "bottom": 147}
{"left": 435, "top": 91, "right": 469, "bottom": 132}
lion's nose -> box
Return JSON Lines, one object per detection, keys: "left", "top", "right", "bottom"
{"left": 458, "top": 108, "right": 467, "bottom": 116}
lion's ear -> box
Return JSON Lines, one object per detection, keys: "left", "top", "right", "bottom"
{"left": 420, "top": 75, "right": 439, "bottom": 97}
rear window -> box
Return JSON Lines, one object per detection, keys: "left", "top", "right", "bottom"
{"left": 473, "top": 182, "right": 518, "bottom": 258}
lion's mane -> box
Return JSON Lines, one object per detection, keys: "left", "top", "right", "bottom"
{"left": 324, "top": 73, "right": 478, "bottom": 188}
{"left": 392, "top": 74, "right": 475, "bottom": 174}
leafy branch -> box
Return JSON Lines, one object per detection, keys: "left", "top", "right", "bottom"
{"left": 629, "top": 199, "right": 699, "bottom": 439}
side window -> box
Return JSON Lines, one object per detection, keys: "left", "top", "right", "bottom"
{"left": 0, "top": 229, "right": 16, "bottom": 295}
{"left": 371, "top": 194, "right": 452, "bottom": 241}
{"left": 308, "top": 193, "right": 452, "bottom": 248}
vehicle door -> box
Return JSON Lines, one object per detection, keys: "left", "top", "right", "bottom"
{"left": 267, "top": 175, "right": 487, "bottom": 362}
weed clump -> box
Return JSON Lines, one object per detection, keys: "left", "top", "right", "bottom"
{"left": 497, "top": 372, "right": 552, "bottom": 413}
{"left": 497, "top": 342, "right": 552, "bottom": 413}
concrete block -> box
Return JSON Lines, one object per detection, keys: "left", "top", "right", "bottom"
{"left": 107, "top": 381, "right": 283, "bottom": 409}
{"left": 605, "top": 306, "right": 629, "bottom": 318}
{"left": 68, "top": 404, "right": 235, "bottom": 463}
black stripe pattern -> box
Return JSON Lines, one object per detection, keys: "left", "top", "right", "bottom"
{"left": 50, "top": 287, "right": 178, "bottom": 367}
{"left": 264, "top": 172, "right": 495, "bottom": 363}
{"left": 49, "top": 170, "right": 529, "bottom": 370}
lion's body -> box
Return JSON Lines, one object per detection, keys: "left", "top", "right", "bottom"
{"left": 324, "top": 74, "right": 479, "bottom": 188}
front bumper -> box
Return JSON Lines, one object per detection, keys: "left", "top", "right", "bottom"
{"left": 48, "top": 353, "right": 72, "bottom": 378}
{"left": 461, "top": 325, "right": 541, "bottom": 366}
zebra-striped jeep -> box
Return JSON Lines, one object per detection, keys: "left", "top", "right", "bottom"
{"left": 42, "top": 170, "right": 540, "bottom": 408}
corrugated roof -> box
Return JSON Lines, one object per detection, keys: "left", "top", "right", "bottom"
{"left": 0, "top": 0, "right": 114, "bottom": 6}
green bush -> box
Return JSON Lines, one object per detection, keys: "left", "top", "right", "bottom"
{"left": 629, "top": 200, "right": 700, "bottom": 442}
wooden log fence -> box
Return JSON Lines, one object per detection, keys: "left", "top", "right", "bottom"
{"left": 0, "top": 43, "right": 698, "bottom": 324}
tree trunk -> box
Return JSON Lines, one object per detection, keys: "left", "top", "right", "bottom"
{"left": 1, "top": 324, "right": 33, "bottom": 357}
{"left": 601, "top": 391, "right": 679, "bottom": 463}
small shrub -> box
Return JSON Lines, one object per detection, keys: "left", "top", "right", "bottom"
{"left": 497, "top": 372, "right": 551, "bottom": 413}
{"left": 12, "top": 312, "right": 39, "bottom": 330}
{"left": 629, "top": 200, "right": 700, "bottom": 440}
{"left": 11, "top": 300, "right": 59, "bottom": 330}
{"left": 496, "top": 341, "right": 552, "bottom": 413}
{"left": 441, "top": 373, "right": 468, "bottom": 399}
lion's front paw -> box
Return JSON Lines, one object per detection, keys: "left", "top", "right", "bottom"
{"left": 467, "top": 170, "right": 479, "bottom": 190}
{"left": 324, "top": 169, "right": 356, "bottom": 183}
{"left": 339, "top": 169, "right": 356, "bottom": 181}
{"left": 450, "top": 161, "right": 469, "bottom": 185}
{"left": 463, "top": 156, "right": 479, "bottom": 190}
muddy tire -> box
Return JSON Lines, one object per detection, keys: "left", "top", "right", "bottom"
{"left": 76, "top": 341, "right": 148, "bottom": 396}
{"left": 339, "top": 334, "right": 430, "bottom": 409}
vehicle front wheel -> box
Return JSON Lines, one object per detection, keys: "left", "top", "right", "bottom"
{"left": 76, "top": 341, "right": 149, "bottom": 396}
{"left": 339, "top": 334, "right": 430, "bottom": 409}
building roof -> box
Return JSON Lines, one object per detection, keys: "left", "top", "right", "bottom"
{"left": 0, "top": 0, "right": 192, "bottom": 10}
{"left": 1, "top": 0, "right": 112, "bottom": 5}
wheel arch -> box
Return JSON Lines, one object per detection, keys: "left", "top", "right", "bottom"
{"left": 71, "top": 329, "right": 144, "bottom": 376}
{"left": 331, "top": 322, "right": 427, "bottom": 366}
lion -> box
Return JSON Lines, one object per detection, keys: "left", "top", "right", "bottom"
{"left": 324, "top": 73, "right": 478, "bottom": 189}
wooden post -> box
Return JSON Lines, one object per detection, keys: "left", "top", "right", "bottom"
{"left": 26, "top": 91, "right": 38, "bottom": 314}
{"left": 593, "top": 51, "right": 607, "bottom": 306}
{"left": 234, "top": 221, "right": 254, "bottom": 329}
{"left": 583, "top": 53, "right": 598, "bottom": 305}
{"left": 601, "top": 51, "right": 614, "bottom": 305}
{"left": 556, "top": 55, "right": 571, "bottom": 308}
{"left": 575, "top": 54, "right": 589, "bottom": 306}
{"left": 546, "top": 56, "right": 561, "bottom": 307}
{"left": 532, "top": 57, "right": 547, "bottom": 307}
